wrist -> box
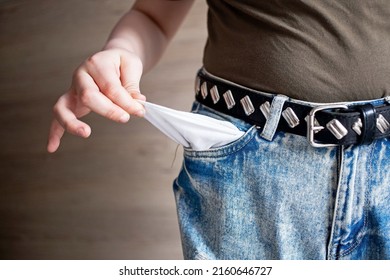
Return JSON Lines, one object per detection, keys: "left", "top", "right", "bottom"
{"left": 103, "top": 38, "right": 136, "bottom": 54}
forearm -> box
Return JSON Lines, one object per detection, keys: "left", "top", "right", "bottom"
{"left": 104, "top": 0, "right": 194, "bottom": 72}
{"left": 103, "top": 9, "right": 166, "bottom": 72}
{"left": 47, "top": 0, "right": 194, "bottom": 153}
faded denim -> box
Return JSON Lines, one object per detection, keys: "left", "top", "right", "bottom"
{"left": 173, "top": 99, "right": 390, "bottom": 260}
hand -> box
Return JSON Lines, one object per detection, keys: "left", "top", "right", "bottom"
{"left": 47, "top": 48, "right": 146, "bottom": 153}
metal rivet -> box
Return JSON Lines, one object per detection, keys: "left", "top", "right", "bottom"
{"left": 195, "top": 77, "right": 201, "bottom": 95}
{"left": 352, "top": 118, "right": 362, "bottom": 135}
{"left": 201, "top": 82, "right": 208, "bottom": 99}
{"left": 210, "top": 86, "right": 220, "bottom": 104}
{"left": 326, "top": 119, "right": 348, "bottom": 140}
{"left": 377, "top": 114, "right": 390, "bottom": 133}
{"left": 223, "top": 90, "right": 235, "bottom": 109}
{"left": 240, "top": 95, "right": 255, "bottom": 116}
{"left": 282, "top": 107, "right": 300, "bottom": 128}
{"left": 260, "top": 102, "right": 271, "bottom": 119}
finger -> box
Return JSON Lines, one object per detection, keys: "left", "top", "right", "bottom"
{"left": 53, "top": 94, "right": 92, "bottom": 138}
{"left": 85, "top": 55, "right": 145, "bottom": 116}
{"left": 131, "top": 91, "right": 146, "bottom": 101}
{"left": 74, "top": 71, "right": 133, "bottom": 122}
{"left": 47, "top": 119, "right": 64, "bottom": 153}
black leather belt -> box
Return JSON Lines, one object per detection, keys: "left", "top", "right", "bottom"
{"left": 195, "top": 69, "right": 390, "bottom": 147}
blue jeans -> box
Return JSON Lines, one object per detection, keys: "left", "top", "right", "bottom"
{"left": 173, "top": 100, "right": 390, "bottom": 260}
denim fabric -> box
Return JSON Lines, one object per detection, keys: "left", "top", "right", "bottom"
{"left": 173, "top": 100, "right": 390, "bottom": 260}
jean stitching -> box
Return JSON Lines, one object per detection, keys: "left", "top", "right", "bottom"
{"left": 326, "top": 146, "right": 342, "bottom": 259}
{"left": 333, "top": 147, "right": 356, "bottom": 259}
{"left": 183, "top": 125, "right": 257, "bottom": 158}
{"left": 191, "top": 101, "right": 201, "bottom": 114}
{"left": 193, "top": 251, "right": 212, "bottom": 260}
{"left": 174, "top": 166, "right": 217, "bottom": 260}
{"left": 328, "top": 146, "right": 345, "bottom": 260}
{"left": 337, "top": 143, "right": 375, "bottom": 258}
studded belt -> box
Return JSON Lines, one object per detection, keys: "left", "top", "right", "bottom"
{"left": 195, "top": 69, "right": 390, "bottom": 147}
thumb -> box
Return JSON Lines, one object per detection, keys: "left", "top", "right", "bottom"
{"left": 119, "top": 52, "right": 146, "bottom": 100}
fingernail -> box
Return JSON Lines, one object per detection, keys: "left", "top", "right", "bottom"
{"left": 77, "top": 127, "right": 85, "bottom": 136}
{"left": 120, "top": 113, "right": 130, "bottom": 123}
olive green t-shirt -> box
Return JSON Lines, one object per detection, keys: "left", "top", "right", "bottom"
{"left": 203, "top": 0, "right": 390, "bottom": 102}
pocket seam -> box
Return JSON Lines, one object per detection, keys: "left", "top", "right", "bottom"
{"left": 183, "top": 125, "right": 257, "bottom": 159}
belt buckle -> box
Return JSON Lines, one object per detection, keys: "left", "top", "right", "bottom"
{"left": 307, "top": 104, "right": 348, "bottom": 148}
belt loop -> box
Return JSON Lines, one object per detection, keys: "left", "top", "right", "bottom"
{"left": 358, "top": 104, "right": 377, "bottom": 145}
{"left": 260, "top": 95, "right": 288, "bottom": 141}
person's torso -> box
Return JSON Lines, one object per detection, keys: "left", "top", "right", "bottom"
{"left": 203, "top": 0, "right": 390, "bottom": 102}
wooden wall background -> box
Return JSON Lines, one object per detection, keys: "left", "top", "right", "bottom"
{"left": 0, "top": 0, "right": 207, "bottom": 259}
